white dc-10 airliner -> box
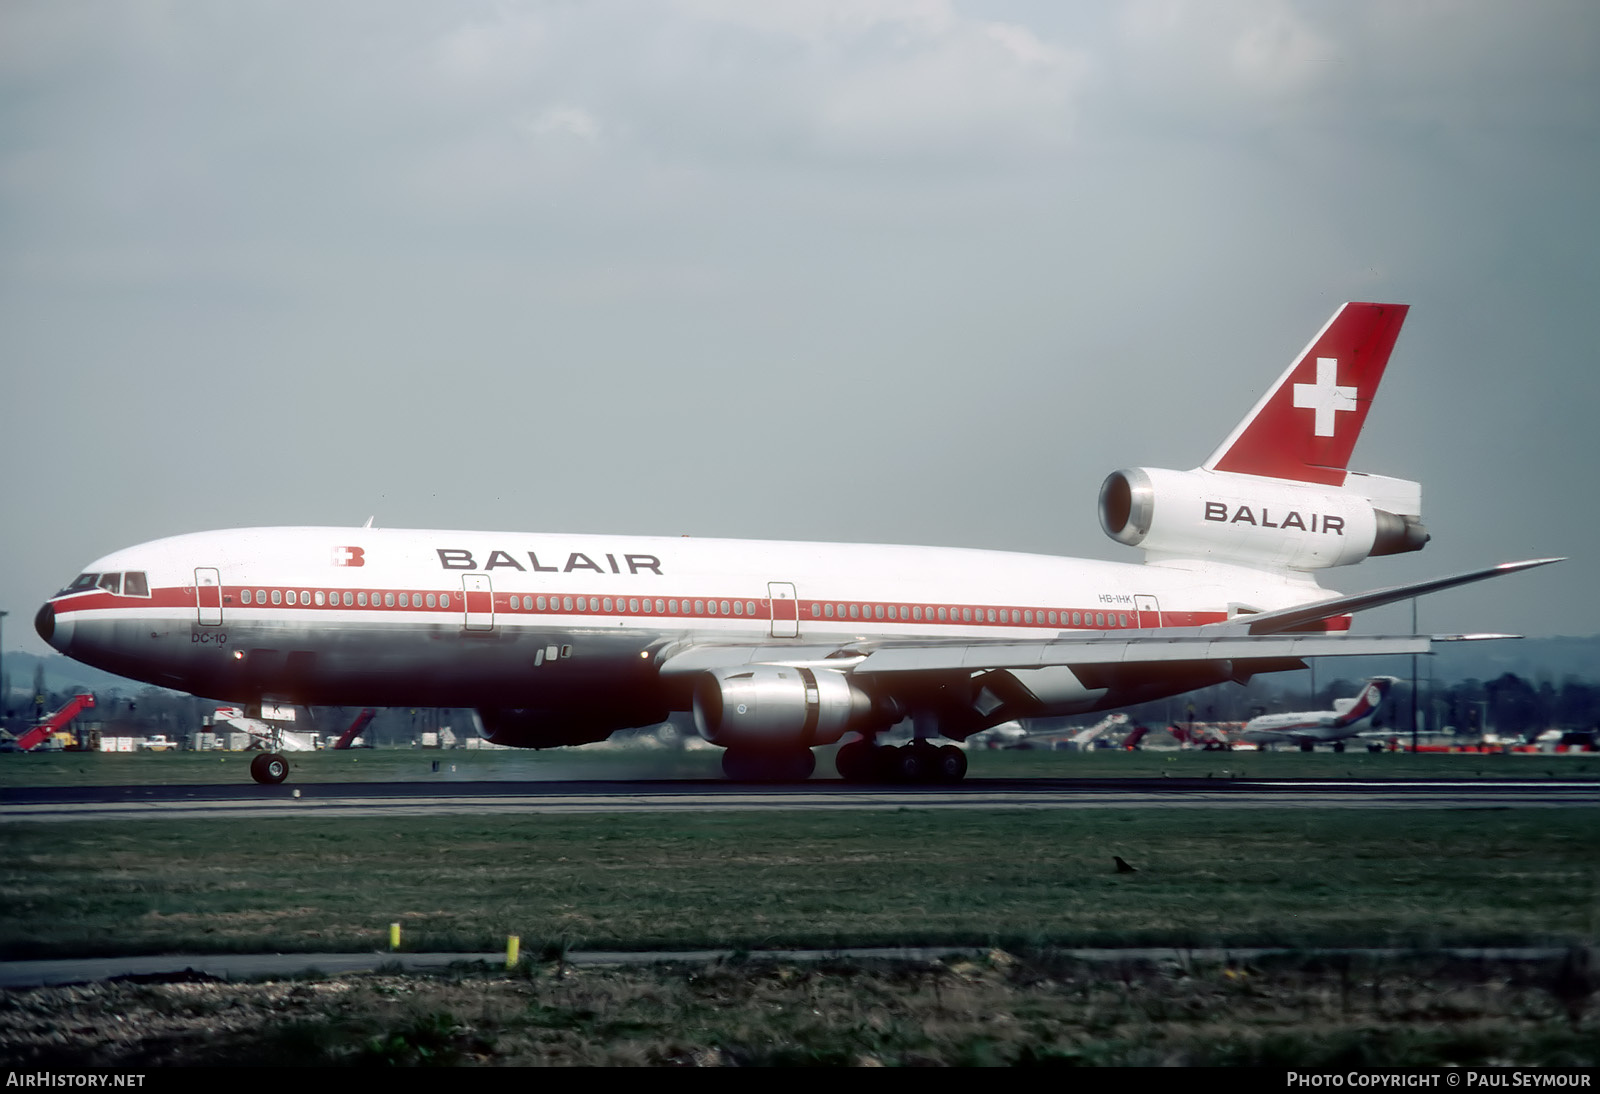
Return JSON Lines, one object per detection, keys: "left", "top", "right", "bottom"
{"left": 35, "top": 303, "right": 1556, "bottom": 783}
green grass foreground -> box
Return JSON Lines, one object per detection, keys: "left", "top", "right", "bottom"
{"left": 3, "top": 953, "right": 1595, "bottom": 1066}
{"left": 3, "top": 743, "right": 1596, "bottom": 786}
{"left": 2, "top": 809, "right": 1594, "bottom": 959}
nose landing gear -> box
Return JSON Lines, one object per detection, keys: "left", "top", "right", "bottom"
{"left": 250, "top": 752, "right": 289, "bottom": 784}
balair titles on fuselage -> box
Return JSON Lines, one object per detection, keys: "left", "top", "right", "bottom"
{"left": 436, "top": 548, "right": 664, "bottom": 575}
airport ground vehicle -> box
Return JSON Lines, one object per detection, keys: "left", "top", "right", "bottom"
{"left": 4, "top": 693, "right": 96, "bottom": 753}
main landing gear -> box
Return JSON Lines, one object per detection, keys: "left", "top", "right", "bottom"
{"left": 835, "top": 739, "right": 967, "bottom": 784}
{"left": 250, "top": 752, "right": 289, "bottom": 785}
{"left": 718, "top": 741, "right": 970, "bottom": 783}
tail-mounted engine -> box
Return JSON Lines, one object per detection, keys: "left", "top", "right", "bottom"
{"left": 693, "top": 665, "right": 897, "bottom": 750}
{"left": 1099, "top": 466, "right": 1428, "bottom": 571}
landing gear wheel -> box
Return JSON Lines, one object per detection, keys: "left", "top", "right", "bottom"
{"left": 836, "top": 740, "right": 877, "bottom": 782}
{"left": 1333, "top": 741, "right": 1346, "bottom": 753}
{"left": 880, "top": 743, "right": 931, "bottom": 783}
{"left": 1300, "top": 741, "right": 1316, "bottom": 753}
{"left": 934, "top": 745, "right": 968, "bottom": 783}
{"left": 250, "top": 752, "right": 289, "bottom": 785}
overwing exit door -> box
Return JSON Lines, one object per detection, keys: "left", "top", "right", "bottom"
{"left": 1134, "top": 594, "right": 1161, "bottom": 628}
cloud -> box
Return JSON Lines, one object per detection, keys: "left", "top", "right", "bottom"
{"left": 431, "top": 7, "right": 547, "bottom": 96}
{"left": 641, "top": 0, "right": 1092, "bottom": 162}
{"left": 524, "top": 105, "right": 601, "bottom": 143}
{"left": 1108, "top": 0, "right": 1598, "bottom": 137}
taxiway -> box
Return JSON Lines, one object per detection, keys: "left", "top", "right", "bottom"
{"left": 3, "top": 777, "right": 1592, "bottom": 822}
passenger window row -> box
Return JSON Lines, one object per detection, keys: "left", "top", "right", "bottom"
{"left": 238, "top": 588, "right": 452, "bottom": 609}
{"left": 503, "top": 596, "right": 762, "bottom": 617}
{"left": 807, "top": 602, "right": 1130, "bottom": 628}
{"left": 225, "top": 587, "right": 1131, "bottom": 628}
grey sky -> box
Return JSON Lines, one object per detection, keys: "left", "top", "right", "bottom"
{"left": 2, "top": 0, "right": 1597, "bottom": 657}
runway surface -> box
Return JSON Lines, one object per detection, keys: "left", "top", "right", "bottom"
{"left": 3, "top": 777, "right": 1593, "bottom": 821}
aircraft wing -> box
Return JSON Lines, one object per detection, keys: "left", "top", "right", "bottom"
{"left": 847, "top": 632, "right": 1434, "bottom": 674}
{"left": 658, "top": 559, "right": 1559, "bottom": 679}
{"left": 658, "top": 632, "right": 1433, "bottom": 678}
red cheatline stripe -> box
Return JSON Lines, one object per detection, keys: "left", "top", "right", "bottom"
{"left": 48, "top": 584, "right": 1353, "bottom": 632}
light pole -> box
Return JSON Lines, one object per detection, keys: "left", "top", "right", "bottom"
{"left": 1411, "top": 598, "right": 1419, "bottom": 754}
{"left": 0, "top": 609, "right": 8, "bottom": 726}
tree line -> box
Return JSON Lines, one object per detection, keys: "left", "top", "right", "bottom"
{"left": 5, "top": 671, "right": 1599, "bottom": 745}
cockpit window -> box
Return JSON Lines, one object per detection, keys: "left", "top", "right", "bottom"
{"left": 65, "top": 573, "right": 99, "bottom": 593}
{"left": 122, "top": 571, "right": 150, "bottom": 597}
{"left": 97, "top": 573, "right": 122, "bottom": 595}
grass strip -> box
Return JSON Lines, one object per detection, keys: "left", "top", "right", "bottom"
{"left": 1, "top": 952, "right": 1595, "bottom": 1066}
{"left": 2, "top": 808, "right": 1594, "bottom": 958}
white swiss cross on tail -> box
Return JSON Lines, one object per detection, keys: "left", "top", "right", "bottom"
{"left": 1293, "top": 357, "right": 1358, "bottom": 437}
{"left": 333, "top": 546, "right": 365, "bottom": 567}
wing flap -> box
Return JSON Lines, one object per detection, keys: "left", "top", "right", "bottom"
{"left": 853, "top": 634, "right": 1432, "bottom": 674}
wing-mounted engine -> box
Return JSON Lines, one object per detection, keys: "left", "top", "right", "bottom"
{"left": 692, "top": 666, "right": 898, "bottom": 750}
{"left": 1099, "top": 467, "right": 1428, "bottom": 571}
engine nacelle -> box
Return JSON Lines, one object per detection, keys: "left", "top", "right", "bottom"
{"left": 1099, "top": 467, "right": 1427, "bottom": 571}
{"left": 692, "top": 665, "right": 889, "bottom": 750}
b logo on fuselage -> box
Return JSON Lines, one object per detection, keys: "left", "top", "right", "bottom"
{"left": 333, "top": 546, "right": 365, "bottom": 567}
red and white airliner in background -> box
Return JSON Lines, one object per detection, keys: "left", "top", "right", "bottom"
{"left": 35, "top": 303, "right": 1557, "bottom": 783}
{"left": 1238, "top": 677, "right": 1400, "bottom": 752}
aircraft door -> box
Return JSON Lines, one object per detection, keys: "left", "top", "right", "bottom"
{"left": 768, "top": 582, "right": 799, "bottom": 639}
{"left": 195, "top": 568, "right": 223, "bottom": 626}
{"left": 1134, "top": 594, "right": 1161, "bottom": 628}
{"left": 462, "top": 574, "right": 494, "bottom": 632}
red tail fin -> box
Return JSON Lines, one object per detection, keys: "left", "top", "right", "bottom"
{"left": 1204, "top": 302, "right": 1409, "bottom": 486}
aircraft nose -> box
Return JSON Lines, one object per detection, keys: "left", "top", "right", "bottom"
{"left": 35, "top": 601, "right": 72, "bottom": 653}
